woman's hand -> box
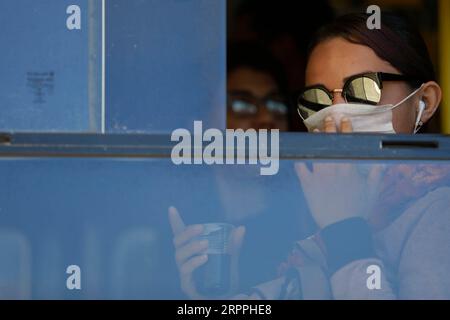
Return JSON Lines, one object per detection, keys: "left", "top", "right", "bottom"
{"left": 295, "top": 163, "right": 384, "bottom": 229}
{"left": 313, "top": 116, "right": 353, "bottom": 133}
{"left": 301, "top": 116, "right": 386, "bottom": 228}
{"left": 168, "top": 206, "right": 246, "bottom": 299}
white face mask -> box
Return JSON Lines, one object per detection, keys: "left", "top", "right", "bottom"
{"left": 303, "top": 85, "right": 424, "bottom": 134}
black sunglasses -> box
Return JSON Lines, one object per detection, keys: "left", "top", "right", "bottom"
{"left": 297, "top": 72, "right": 421, "bottom": 120}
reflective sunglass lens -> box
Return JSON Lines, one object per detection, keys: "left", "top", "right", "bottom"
{"left": 302, "top": 88, "right": 333, "bottom": 107}
{"left": 346, "top": 77, "right": 381, "bottom": 105}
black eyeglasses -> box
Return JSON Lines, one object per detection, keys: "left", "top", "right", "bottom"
{"left": 297, "top": 72, "right": 421, "bottom": 120}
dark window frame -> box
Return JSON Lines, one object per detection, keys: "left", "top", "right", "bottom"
{"left": 0, "top": 132, "right": 449, "bottom": 161}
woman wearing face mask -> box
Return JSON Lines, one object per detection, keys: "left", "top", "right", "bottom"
{"left": 297, "top": 13, "right": 441, "bottom": 134}
{"left": 167, "top": 12, "right": 449, "bottom": 300}
{"left": 234, "top": 13, "right": 450, "bottom": 300}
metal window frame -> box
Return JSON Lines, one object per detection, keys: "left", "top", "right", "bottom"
{"left": 1, "top": 132, "right": 450, "bottom": 161}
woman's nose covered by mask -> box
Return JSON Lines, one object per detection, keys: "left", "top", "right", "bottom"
{"left": 303, "top": 85, "right": 424, "bottom": 134}
{"left": 303, "top": 103, "right": 396, "bottom": 133}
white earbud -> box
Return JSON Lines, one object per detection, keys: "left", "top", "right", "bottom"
{"left": 419, "top": 100, "right": 426, "bottom": 112}
{"left": 414, "top": 100, "right": 426, "bottom": 134}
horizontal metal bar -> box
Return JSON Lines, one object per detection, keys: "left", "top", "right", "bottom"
{"left": 0, "top": 132, "right": 450, "bottom": 160}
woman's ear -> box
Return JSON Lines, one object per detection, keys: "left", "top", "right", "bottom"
{"left": 420, "top": 81, "right": 442, "bottom": 123}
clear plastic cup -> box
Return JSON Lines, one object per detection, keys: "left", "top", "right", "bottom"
{"left": 194, "top": 223, "right": 235, "bottom": 297}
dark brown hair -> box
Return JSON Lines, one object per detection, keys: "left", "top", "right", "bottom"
{"left": 307, "top": 12, "right": 436, "bottom": 89}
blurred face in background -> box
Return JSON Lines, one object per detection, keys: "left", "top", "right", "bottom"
{"left": 227, "top": 66, "right": 289, "bottom": 131}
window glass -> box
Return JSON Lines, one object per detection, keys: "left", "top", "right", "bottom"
{"left": 106, "top": 0, "right": 226, "bottom": 132}
{"left": 0, "top": 0, "right": 102, "bottom": 132}
{"left": 0, "top": 155, "right": 448, "bottom": 299}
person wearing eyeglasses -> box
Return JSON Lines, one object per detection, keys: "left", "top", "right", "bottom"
{"left": 167, "top": 43, "right": 309, "bottom": 299}
{"left": 226, "top": 42, "right": 291, "bottom": 131}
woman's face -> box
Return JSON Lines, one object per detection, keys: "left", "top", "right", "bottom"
{"left": 306, "top": 37, "right": 420, "bottom": 134}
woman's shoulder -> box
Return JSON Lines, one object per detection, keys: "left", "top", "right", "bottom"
{"left": 396, "top": 186, "right": 450, "bottom": 298}
{"left": 380, "top": 186, "right": 450, "bottom": 234}
{"left": 412, "top": 186, "right": 450, "bottom": 227}
{"left": 374, "top": 186, "right": 450, "bottom": 264}
{"left": 405, "top": 186, "right": 450, "bottom": 236}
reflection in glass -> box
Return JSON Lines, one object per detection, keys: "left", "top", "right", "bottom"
{"left": 0, "top": 158, "right": 449, "bottom": 299}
